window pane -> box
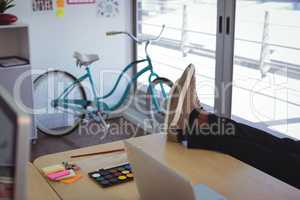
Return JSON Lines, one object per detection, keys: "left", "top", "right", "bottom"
{"left": 137, "top": 0, "right": 218, "bottom": 111}
{"left": 232, "top": 0, "right": 300, "bottom": 139}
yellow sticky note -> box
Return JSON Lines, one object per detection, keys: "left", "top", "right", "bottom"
{"left": 41, "top": 164, "right": 65, "bottom": 175}
{"left": 56, "top": 9, "right": 65, "bottom": 17}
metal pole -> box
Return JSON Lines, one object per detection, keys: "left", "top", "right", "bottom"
{"left": 160, "top": 0, "right": 167, "bottom": 14}
{"left": 181, "top": 4, "right": 190, "bottom": 57}
{"left": 132, "top": 0, "right": 138, "bottom": 92}
{"left": 259, "top": 11, "right": 272, "bottom": 78}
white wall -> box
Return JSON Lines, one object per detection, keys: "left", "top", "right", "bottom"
{"left": 10, "top": 0, "right": 133, "bottom": 105}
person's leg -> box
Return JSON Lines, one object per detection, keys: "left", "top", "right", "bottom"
{"left": 187, "top": 108, "right": 300, "bottom": 154}
{"left": 234, "top": 122, "right": 300, "bottom": 155}
{"left": 186, "top": 108, "right": 300, "bottom": 189}
{"left": 221, "top": 136, "right": 300, "bottom": 189}
{"left": 163, "top": 63, "right": 300, "bottom": 188}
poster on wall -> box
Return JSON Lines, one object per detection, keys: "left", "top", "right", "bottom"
{"left": 67, "top": 0, "right": 95, "bottom": 4}
{"left": 97, "top": 0, "right": 120, "bottom": 18}
{"left": 32, "top": 0, "right": 54, "bottom": 12}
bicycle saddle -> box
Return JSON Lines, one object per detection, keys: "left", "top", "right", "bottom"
{"left": 73, "top": 51, "right": 100, "bottom": 67}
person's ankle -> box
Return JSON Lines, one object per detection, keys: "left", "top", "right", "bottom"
{"left": 185, "top": 107, "right": 209, "bottom": 135}
{"left": 197, "top": 110, "right": 209, "bottom": 125}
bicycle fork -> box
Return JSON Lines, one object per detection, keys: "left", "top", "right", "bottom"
{"left": 86, "top": 68, "right": 111, "bottom": 131}
{"left": 82, "top": 110, "right": 110, "bottom": 131}
{"left": 95, "top": 111, "right": 110, "bottom": 131}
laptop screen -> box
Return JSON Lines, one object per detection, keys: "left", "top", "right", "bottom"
{"left": 0, "top": 105, "right": 16, "bottom": 200}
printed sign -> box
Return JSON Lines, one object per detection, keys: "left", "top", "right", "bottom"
{"left": 67, "top": 0, "right": 95, "bottom": 4}
{"left": 32, "top": 0, "right": 54, "bottom": 12}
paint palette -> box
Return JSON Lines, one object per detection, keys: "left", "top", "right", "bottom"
{"left": 89, "top": 163, "right": 134, "bottom": 188}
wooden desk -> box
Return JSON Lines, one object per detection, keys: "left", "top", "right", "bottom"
{"left": 27, "top": 163, "right": 60, "bottom": 200}
{"left": 33, "top": 134, "right": 300, "bottom": 200}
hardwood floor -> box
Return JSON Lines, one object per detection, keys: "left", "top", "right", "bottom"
{"left": 30, "top": 117, "right": 147, "bottom": 161}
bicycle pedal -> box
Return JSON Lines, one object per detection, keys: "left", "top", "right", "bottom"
{"left": 82, "top": 118, "right": 89, "bottom": 125}
{"left": 104, "top": 124, "right": 110, "bottom": 130}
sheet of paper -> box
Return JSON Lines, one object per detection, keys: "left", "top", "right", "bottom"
{"left": 56, "top": 8, "right": 65, "bottom": 17}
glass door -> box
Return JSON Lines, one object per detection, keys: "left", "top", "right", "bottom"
{"left": 136, "top": 0, "right": 219, "bottom": 112}
{"left": 232, "top": 0, "right": 300, "bottom": 139}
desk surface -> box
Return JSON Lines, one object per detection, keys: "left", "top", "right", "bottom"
{"left": 33, "top": 134, "right": 300, "bottom": 200}
{"left": 27, "top": 163, "right": 60, "bottom": 200}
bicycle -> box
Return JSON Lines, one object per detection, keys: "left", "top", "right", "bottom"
{"left": 34, "top": 25, "right": 174, "bottom": 136}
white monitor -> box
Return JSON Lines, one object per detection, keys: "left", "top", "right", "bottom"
{"left": 0, "top": 86, "right": 31, "bottom": 200}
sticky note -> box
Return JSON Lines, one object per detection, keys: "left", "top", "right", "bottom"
{"left": 42, "top": 164, "right": 65, "bottom": 175}
{"left": 56, "top": 170, "right": 76, "bottom": 181}
{"left": 47, "top": 170, "right": 70, "bottom": 181}
{"left": 61, "top": 173, "right": 82, "bottom": 184}
{"left": 56, "top": 1, "right": 65, "bottom": 8}
{"left": 56, "top": 0, "right": 65, "bottom": 8}
{"left": 56, "top": 8, "right": 65, "bottom": 17}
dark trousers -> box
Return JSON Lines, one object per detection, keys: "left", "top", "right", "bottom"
{"left": 185, "top": 109, "right": 300, "bottom": 189}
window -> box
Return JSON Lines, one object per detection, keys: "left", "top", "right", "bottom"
{"left": 136, "top": 0, "right": 218, "bottom": 111}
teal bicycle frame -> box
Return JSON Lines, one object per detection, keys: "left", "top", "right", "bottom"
{"left": 53, "top": 54, "right": 166, "bottom": 115}
{"left": 53, "top": 25, "right": 169, "bottom": 117}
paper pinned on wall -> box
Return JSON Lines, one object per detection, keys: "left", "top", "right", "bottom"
{"left": 32, "top": 0, "right": 54, "bottom": 12}
{"left": 67, "top": 0, "right": 95, "bottom": 4}
{"left": 97, "top": 0, "right": 120, "bottom": 18}
{"left": 56, "top": 8, "right": 65, "bottom": 17}
{"left": 56, "top": 0, "right": 65, "bottom": 7}
{"left": 56, "top": 0, "right": 65, "bottom": 17}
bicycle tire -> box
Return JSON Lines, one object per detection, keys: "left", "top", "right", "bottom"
{"left": 146, "top": 77, "right": 173, "bottom": 130}
{"left": 34, "top": 70, "right": 87, "bottom": 137}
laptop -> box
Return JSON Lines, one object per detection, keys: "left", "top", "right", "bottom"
{"left": 124, "top": 141, "right": 227, "bottom": 200}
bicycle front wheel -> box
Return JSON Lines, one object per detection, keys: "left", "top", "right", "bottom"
{"left": 146, "top": 77, "right": 173, "bottom": 130}
{"left": 34, "top": 70, "right": 87, "bottom": 136}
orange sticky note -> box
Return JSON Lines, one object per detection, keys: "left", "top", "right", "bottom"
{"left": 56, "top": 1, "right": 65, "bottom": 8}
{"left": 60, "top": 173, "right": 82, "bottom": 184}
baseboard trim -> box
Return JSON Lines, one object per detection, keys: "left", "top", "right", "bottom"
{"left": 122, "top": 107, "right": 153, "bottom": 134}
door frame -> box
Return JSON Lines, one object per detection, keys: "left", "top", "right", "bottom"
{"left": 214, "top": 0, "right": 236, "bottom": 118}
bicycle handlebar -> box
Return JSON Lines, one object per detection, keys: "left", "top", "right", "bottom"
{"left": 151, "top": 24, "right": 165, "bottom": 42}
{"left": 106, "top": 31, "right": 141, "bottom": 43}
{"left": 106, "top": 25, "right": 166, "bottom": 44}
{"left": 106, "top": 31, "right": 124, "bottom": 36}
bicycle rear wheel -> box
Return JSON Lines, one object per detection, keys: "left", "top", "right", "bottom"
{"left": 146, "top": 77, "right": 173, "bottom": 131}
{"left": 34, "top": 70, "right": 87, "bottom": 136}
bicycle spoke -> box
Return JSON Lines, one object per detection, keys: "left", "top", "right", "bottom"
{"left": 34, "top": 70, "right": 87, "bottom": 136}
